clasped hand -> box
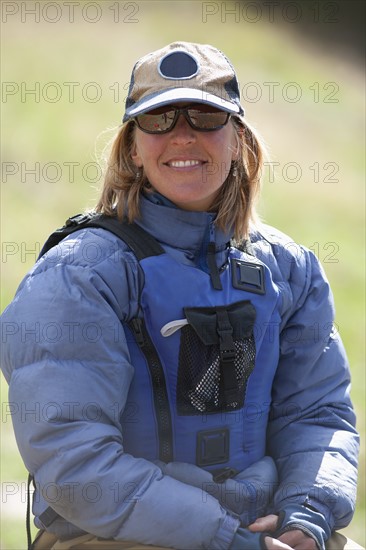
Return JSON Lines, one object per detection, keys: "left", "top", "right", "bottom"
{"left": 157, "top": 458, "right": 319, "bottom": 550}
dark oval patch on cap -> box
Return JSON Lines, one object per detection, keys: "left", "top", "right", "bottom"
{"left": 159, "top": 51, "right": 198, "bottom": 80}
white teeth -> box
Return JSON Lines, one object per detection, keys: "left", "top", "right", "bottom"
{"left": 169, "top": 160, "right": 201, "bottom": 168}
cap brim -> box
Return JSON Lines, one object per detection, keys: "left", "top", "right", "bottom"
{"left": 123, "top": 87, "right": 243, "bottom": 122}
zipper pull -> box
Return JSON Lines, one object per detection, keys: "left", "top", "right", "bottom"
{"left": 130, "top": 317, "right": 145, "bottom": 347}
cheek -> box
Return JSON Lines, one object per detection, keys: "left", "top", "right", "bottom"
{"left": 131, "top": 134, "right": 157, "bottom": 167}
{"left": 210, "top": 127, "right": 238, "bottom": 160}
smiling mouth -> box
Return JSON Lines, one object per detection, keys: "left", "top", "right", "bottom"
{"left": 166, "top": 160, "right": 205, "bottom": 168}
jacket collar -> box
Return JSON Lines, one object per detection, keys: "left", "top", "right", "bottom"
{"left": 137, "top": 193, "right": 233, "bottom": 258}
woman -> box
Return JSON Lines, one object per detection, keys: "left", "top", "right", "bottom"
{"left": 1, "top": 42, "right": 360, "bottom": 550}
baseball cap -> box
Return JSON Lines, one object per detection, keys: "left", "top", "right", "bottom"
{"left": 123, "top": 41, "right": 244, "bottom": 122}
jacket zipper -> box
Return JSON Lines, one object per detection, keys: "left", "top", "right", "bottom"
{"left": 207, "top": 220, "right": 223, "bottom": 290}
{"left": 129, "top": 317, "right": 174, "bottom": 463}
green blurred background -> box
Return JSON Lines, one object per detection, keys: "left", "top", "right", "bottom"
{"left": 1, "top": 1, "right": 365, "bottom": 548}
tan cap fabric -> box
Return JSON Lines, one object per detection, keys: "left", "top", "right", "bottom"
{"left": 123, "top": 42, "right": 244, "bottom": 122}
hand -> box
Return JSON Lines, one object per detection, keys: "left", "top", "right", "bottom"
{"left": 229, "top": 524, "right": 293, "bottom": 550}
{"left": 278, "top": 530, "right": 317, "bottom": 550}
{"left": 248, "top": 515, "right": 293, "bottom": 549}
{"left": 275, "top": 504, "right": 329, "bottom": 549}
{"left": 249, "top": 514, "right": 279, "bottom": 533}
{"left": 248, "top": 515, "right": 317, "bottom": 550}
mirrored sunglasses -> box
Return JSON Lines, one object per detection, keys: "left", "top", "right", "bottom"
{"left": 134, "top": 104, "right": 231, "bottom": 134}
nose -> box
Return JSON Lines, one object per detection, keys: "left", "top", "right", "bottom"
{"left": 169, "top": 113, "right": 196, "bottom": 144}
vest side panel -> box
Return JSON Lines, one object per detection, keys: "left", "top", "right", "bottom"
{"left": 120, "top": 325, "right": 160, "bottom": 461}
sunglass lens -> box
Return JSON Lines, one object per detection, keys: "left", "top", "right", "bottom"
{"left": 187, "top": 108, "right": 229, "bottom": 129}
{"left": 137, "top": 109, "right": 175, "bottom": 132}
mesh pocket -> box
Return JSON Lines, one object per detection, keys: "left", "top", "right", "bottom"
{"left": 176, "top": 301, "right": 256, "bottom": 415}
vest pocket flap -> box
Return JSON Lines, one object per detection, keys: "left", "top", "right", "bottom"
{"left": 178, "top": 300, "right": 257, "bottom": 415}
{"left": 184, "top": 300, "right": 256, "bottom": 345}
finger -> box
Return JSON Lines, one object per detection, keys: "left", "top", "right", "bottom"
{"left": 264, "top": 536, "right": 294, "bottom": 549}
{"left": 249, "top": 514, "right": 279, "bottom": 532}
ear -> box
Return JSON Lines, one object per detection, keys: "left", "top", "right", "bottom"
{"left": 231, "top": 147, "right": 239, "bottom": 162}
{"left": 230, "top": 124, "right": 243, "bottom": 161}
{"left": 230, "top": 138, "right": 240, "bottom": 162}
{"left": 130, "top": 142, "right": 143, "bottom": 168}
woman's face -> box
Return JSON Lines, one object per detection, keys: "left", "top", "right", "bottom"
{"left": 130, "top": 104, "right": 238, "bottom": 212}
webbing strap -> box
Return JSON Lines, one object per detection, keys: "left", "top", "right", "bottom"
{"left": 217, "top": 309, "right": 239, "bottom": 405}
{"left": 27, "top": 474, "right": 32, "bottom": 550}
{"left": 39, "top": 213, "right": 165, "bottom": 260}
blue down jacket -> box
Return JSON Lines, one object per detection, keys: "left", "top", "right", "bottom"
{"left": 0, "top": 194, "right": 359, "bottom": 549}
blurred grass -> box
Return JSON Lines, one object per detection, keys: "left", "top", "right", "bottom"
{"left": 1, "top": 1, "right": 365, "bottom": 548}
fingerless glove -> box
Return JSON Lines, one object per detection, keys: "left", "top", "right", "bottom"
{"left": 275, "top": 503, "right": 331, "bottom": 550}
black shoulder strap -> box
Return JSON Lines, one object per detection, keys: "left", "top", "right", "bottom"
{"left": 39, "top": 212, "right": 165, "bottom": 261}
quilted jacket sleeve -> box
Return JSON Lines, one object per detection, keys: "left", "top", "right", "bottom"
{"left": 0, "top": 229, "right": 239, "bottom": 550}
{"left": 258, "top": 230, "right": 359, "bottom": 532}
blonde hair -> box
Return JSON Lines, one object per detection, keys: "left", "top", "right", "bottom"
{"left": 95, "top": 117, "right": 265, "bottom": 240}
